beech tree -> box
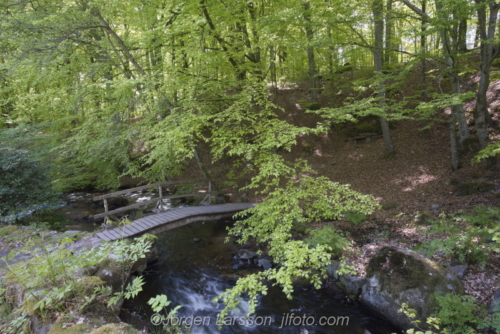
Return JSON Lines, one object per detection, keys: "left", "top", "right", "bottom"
{"left": 1, "top": 0, "right": 499, "bottom": 316}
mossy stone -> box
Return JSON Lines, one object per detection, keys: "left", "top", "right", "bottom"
{"left": 457, "top": 182, "right": 495, "bottom": 195}
{"left": 48, "top": 322, "right": 92, "bottom": 334}
{"left": 0, "top": 225, "right": 19, "bottom": 236}
{"left": 471, "top": 172, "right": 483, "bottom": 179}
{"left": 361, "top": 247, "right": 464, "bottom": 330}
{"left": 457, "top": 182, "right": 479, "bottom": 196}
{"left": 413, "top": 212, "right": 432, "bottom": 225}
{"left": 90, "top": 323, "right": 142, "bottom": 334}
{"left": 478, "top": 182, "right": 494, "bottom": 192}
{"left": 381, "top": 202, "right": 398, "bottom": 210}
{"left": 365, "top": 248, "right": 429, "bottom": 294}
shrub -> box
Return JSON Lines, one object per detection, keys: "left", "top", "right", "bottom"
{"left": 432, "top": 293, "right": 484, "bottom": 334}
{"left": 417, "top": 208, "right": 494, "bottom": 267}
{"left": 0, "top": 148, "right": 62, "bottom": 223}
{"left": 304, "top": 226, "right": 351, "bottom": 257}
{"left": 344, "top": 211, "right": 367, "bottom": 225}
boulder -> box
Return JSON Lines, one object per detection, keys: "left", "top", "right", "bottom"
{"left": 257, "top": 258, "right": 272, "bottom": 270}
{"left": 381, "top": 202, "right": 398, "bottom": 210}
{"left": 237, "top": 249, "right": 257, "bottom": 260}
{"left": 90, "top": 323, "right": 142, "bottom": 334}
{"left": 456, "top": 182, "right": 495, "bottom": 196}
{"left": 326, "top": 260, "right": 366, "bottom": 301}
{"left": 489, "top": 289, "right": 500, "bottom": 314}
{"left": 360, "top": 247, "right": 464, "bottom": 330}
{"left": 447, "top": 264, "right": 468, "bottom": 279}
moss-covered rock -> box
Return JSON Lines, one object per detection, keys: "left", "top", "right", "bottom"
{"left": 326, "top": 260, "right": 366, "bottom": 301}
{"left": 360, "top": 247, "right": 464, "bottom": 330}
{"left": 456, "top": 182, "right": 495, "bottom": 196}
{"left": 381, "top": 202, "right": 398, "bottom": 210}
{"left": 413, "top": 212, "right": 432, "bottom": 225}
{"left": 0, "top": 225, "right": 19, "bottom": 237}
{"left": 90, "top": 323, "right": 142, "bottom": 334}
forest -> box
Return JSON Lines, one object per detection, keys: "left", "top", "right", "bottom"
{"left": 1, "top": 0, "right": 500, "bottom": 333}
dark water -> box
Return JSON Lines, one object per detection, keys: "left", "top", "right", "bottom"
{"left": 124, "top": 219, "right": 400, "bottom": 334}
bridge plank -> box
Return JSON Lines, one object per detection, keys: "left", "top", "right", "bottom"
{"left": 101, "top": 229, "right": 121, "bottom": 240}
{"left": 94, "top": 203, "right": 255, "bottom": 242}
{"left": 133, "top": 220, "right": 151, "bottom": 230}
{"left": 123, "top": 224, "right": 142, "bottom": 234}
{"left": 95, "top": 231, "right": 111, "bottom": 241}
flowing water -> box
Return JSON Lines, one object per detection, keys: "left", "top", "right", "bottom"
{"left": 123, "top": 219, "right": 399, "bottom": 334}
{"left": 52, "top": 192, "right": 398, "bottom": 333}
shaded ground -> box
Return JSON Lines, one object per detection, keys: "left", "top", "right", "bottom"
{"left": 182, "top": 73, "right": 500, "bottom": 307}
{"left": 270, "top": 79, "right": 500, "bottom": 307}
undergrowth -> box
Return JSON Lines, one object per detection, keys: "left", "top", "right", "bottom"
{"left": 415, "top": 207, "right": 499, "bottom": 266}
{"left": 0, "top": 227, "right": 155, "bottom": 333}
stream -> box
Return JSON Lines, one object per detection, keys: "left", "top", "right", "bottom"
{"left": 121, "top": 219, "right": 399, "bottom": 334}
{"left": 54, "top": 192, "right": 398, "bottom": 333}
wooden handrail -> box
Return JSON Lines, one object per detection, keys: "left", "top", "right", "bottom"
{"left": 92, "top": 178, "right": 246, "bottom": 201}
{"left": 93, "top": 179, "right": 249, "bottom": 221}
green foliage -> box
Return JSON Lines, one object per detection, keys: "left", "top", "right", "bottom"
{"left": 417, "top": 209, "right": 495, "bottom": 266}
{"left": 472, "top": 141, "right": 500, "bottom": 164}
{"left": 432, "top": 294, "right": 484, "bottom": 334}
{"left": 415, "top": 92, "right": 476, "bottom": 120}
{"left": 215, "top": 173, "right": 379, "bottom": 317}
{"left": 396, "top": 303, "right": 446, "bottom": 334}
{"left": 396, "top": 295, "right": 500, "bottom": 334}
{"left": 148, "top": 294, "right": 172, "bottom": 313}
{"left": 0, "top": 232, "right": 155, "bottom": 332}
{"left": 490, "top": 227, "right": 500, "bottom": 253}
{"left": 108, "top": 276, "right": 145, "bottom": 308}
{"left": 214, "top": 241, "right": 332, "bottom": 319}
{"left": 304, "top": 226, "right": 351, "bottom": 256}
{"left": 337, "top": 258, "right": 357, "bottom": 276}
{"left": 456, "top": 206, "right": 500, "bottom": 228}
{"left": 419, "top": 232, "right": 489, "bottom": 267}
{"left": 0, "top": 148, "right": 63, "bottom": 223}
{"left": 344, "top": 211, "right": 368, "bottom": 225}
{"left": 148, "top": 295, "right": 183, "bottom": 334}
{"left": 231, "top": 173, "right": 379, "bottom": 257}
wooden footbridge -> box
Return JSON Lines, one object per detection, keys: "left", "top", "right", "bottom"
{"left": 92, "top": 179, "right": 255, "bottom": 242}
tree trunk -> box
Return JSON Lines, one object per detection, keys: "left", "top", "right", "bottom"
{"left": 450, "top": 75, "right": 470, "bottom": 145}
{"left": 420, "top": 0, "right": 430, "bottom": 136}
{"left": 449, "top": 114, "right": 460, "bottom": 170}
{"left": 373, "top": 0, "right": 395, "bottom": 156}
{"left": 384, "top": 0, "right": 397, "bottom": 64}
{"left": 475, "top": 0, "right": 499, "bottom": 151}
{"left": 302, "top": 1, "right": 319, "bottom": 106}
{"left": 458, "top": 18, "right": 468, "bottom": 52}
{"left": 269, "top": 46, "right": 278, "bottom": 99}
{"left": 434, "top": 0, "right": 469, "bottom": 147}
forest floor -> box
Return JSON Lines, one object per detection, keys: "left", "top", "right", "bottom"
{"left": 276, "top": 83, "right": 500, "bottom": 306}
{"left": 182, "top": 74, "right": 500, "bottom": 307}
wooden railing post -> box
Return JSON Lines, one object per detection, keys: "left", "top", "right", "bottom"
{"left": 208, "top": 180, "right": 212, "bottom": 204}
{"left": 93, "top": 178, "right": 251, "bottom": 219}
{"left": 158, "top": 186, "right": 163, "bottom": 211}
{"left": 103, "top": 198, "right": 109, "bottom": 223}
{"left": 243, "top": 180, "right": 249, "bottom": 202}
